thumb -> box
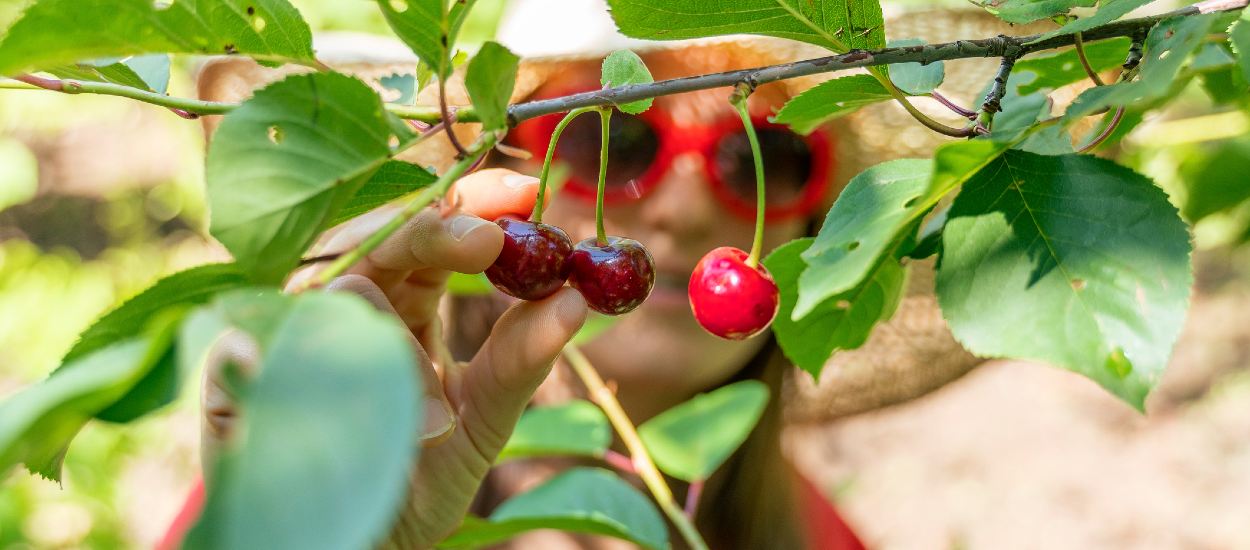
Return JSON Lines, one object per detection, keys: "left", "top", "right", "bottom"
{"left": 451, "top": 288, "right": 587, "bottom": 460}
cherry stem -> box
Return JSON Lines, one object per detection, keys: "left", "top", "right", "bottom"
{"left": 1074, "top": 32, "right": 1107, "bottom": 86}
{"left": 731, "top": 87, "right": 766, "bottom": 269}
{"left": 684, "top": 479, "right": 704, "bottom": 520}
{"left": 438, "top": 78, "right": 469, "bottom": 159}
{"left": 594, "top": 107, "right": 612, "bottom": 245}
{"left": 1077, "top": 106, "right": 1126, "bottom": 153}
{"left": 563, "top": 346, "right": 710, "bottom": 550}
{"left": 532, "top": 106, "right": 595, "bottom": 223}
{"left": 603, "top": 449, "right": 637, "bottom": 474}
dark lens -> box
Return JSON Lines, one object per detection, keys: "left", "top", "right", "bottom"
{"left": 715, "top": 128, "right": 813, "bottom": 205}
{"left": 556, "top": 112, "right": 659, "bottom": 193}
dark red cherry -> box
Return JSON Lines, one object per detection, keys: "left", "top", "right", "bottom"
{"left": 689, "top": 246, "right": 780, "bottom": 340}
{"left": 568, "top": 237, "right": 655, "bottom": 315}
{"left": 485, "top": 217, "right": 573, "bottom": 301}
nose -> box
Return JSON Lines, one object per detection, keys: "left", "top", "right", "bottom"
{"left": 639, "top": 151, "right": 719, "bottom": 240}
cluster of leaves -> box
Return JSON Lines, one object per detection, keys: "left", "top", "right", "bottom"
{"left": 0, "top": 0, "right": 1246, "bottom": 548}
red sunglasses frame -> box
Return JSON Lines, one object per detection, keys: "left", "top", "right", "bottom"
{"left": 512, "top": 94, "right": 837, "bottom": 223}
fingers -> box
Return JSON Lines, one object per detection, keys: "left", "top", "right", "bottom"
{"left": 452, "top": 288, "right": 587, "bottom": 459}
{"left": 447, "top": 168, "right": 542, "bottom": 221}
{"left": 200, "top": 329, "right": 261, "bottom": 483}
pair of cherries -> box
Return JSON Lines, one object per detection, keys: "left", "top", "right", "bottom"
{"left": 486, "top": 218, "right": 779, "bottom": 339}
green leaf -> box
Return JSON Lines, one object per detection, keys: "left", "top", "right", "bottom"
{"left": 1028, "top": 0, "right": 1157, "bottom": 43}
{"left": 0, "top": 0, "right": 315, "bottom": 76}
{"left": 380, "top": 73, "right": 417, "bottom": 105}
{"left": 48, "top": 54, "right": 170, "bottom": 93}
{"left": 600, "top": 50, "right": 655, "bottom": 114}
{"left": 1063, "top": 15, "right": 1217, "bottom": 122}
{"left": 207, "top": 72, "right": 401, "bottom": 284}
{"left": 1231, "top": 15, "right": 1250, "bottom": 85}
{"left": 327, "top": 160, "right": 437, "bottom": 227}
{"left": 1179, "top": 138, "right": 1250, "bottom": 222}
{"left": 375, "top": 0, "right": 478, "bottom": 79}
{"left": 464, "top": 41, "right": 519, "bottom": 130}
{"left": 887, "top": 39, "right": 944, "bottom": 95}
{"left": 440, "top": 468, "right": 669, "bottom": 550}
{"left": 1013, "top": 37, "right": 1130, "bottom": 95}
{"left": 794, "top": 159, "right": 930, "bottom": 320}
{"left": 765, "top": 239, "right": 905, "bottom": 376}
{"left": 184, "top": 290, "right": 421, "bottom": 550}
{"left": 0, "top": 313, "right": 182, "bottom": 481}
{"left": 935, "top": 151, "right": 1192, "bottom": 411}
{"left": 446, "top": 272, "right": 495, "bottom": 295}
{"left": 498, "top": 401, "right": 611, "bottom": 462}
{"left": 771, "top": 74, "right": 892, "bottom": 134}
{"left": 638, "top": 381, "right": 768, "bottom": 482}
{"left": 605, "top": 0, "right": 885, "bottom": 53}
{"left": 979, "top": 0, "right": 1096, "bottom": 24}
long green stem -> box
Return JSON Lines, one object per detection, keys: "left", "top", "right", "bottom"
{"left": 562, "top": 346, "right": 709, "bottom": 550}
{"left": 532, "top": 106, "right": 596, "bottom": 222}
{"left": 595, "top": 108, "right": 611, "bottom": 245}
{"left": 869, "top": 68, "right": 977, "bottom": 138}
{"left": 1074, "top": 32, "right": 1106, "bottom": 86}
{"left": 731, "top": 94, "right": 767, "bottom": 269}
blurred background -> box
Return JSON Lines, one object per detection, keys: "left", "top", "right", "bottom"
{"left": 0, "top": 0, "right": 1247, "bottom": 548}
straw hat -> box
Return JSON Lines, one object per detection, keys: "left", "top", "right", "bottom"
{"left": 196, "top": 2, "right": 1057, "bottom": 421}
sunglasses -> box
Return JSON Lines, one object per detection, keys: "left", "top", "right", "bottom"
{"left": 512, "top": 93, "right": 836, "bottom": 223}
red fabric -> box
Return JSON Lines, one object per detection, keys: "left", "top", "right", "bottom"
{"left": 797, "top": 474, "right": 867, "bottom": 550}
{"left": 156, "top": 476, "right": 204, "bottom": 550}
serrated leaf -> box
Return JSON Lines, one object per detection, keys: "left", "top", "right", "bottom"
{"left": 888, "top": 39, "right": 943, "bottom": 95}
{"left": 465, "top": 41, "right": 519, "bottom": 130}
{"left": 375, "top": 0, "right": 477, "bottom": 79}
{"left": 327, "top": 160, "right": 437, "bottom": 227}
{"left": 440, "top": 468, "right": 669, "bottom": 550}
{"left": 1013, "top": 37, "right": 1130, "bottom": 95}
{"left": 765, "top": 239, "right": 905, "bottom": 376}
{"left": 936, "top": 151, "right": 1192, "bottom": 411}
{"left": 1231, "top": 16, "right": 1250, "bottom": 84}
{"left": 207, "top": 72, "right": 401, "bottom": 284}
{"left": 795, "top": 159, "right": 930, "bottom": 319}
{"left": 1063, "top": 15, "right": 1217, "bottom": 122}
{"left": 0, "top": 0, "right": 314, "bottom": 76}
{"left": 498, "top": 401, "right": 610, "bottom": 462}
{"left": 979, "top": 0, "right": 1096, "bottom": 24}
{"left": 638, "top": 381, "right": 768, "bottom": 482}
{"left": 600, "top": 50, "right": 654, "bottom": 114}
{"left": 1028, "top": 0, "right": 1157, "bottom": 43}
{"left": 184, "top": 290, "right": 421, "bottom": 550}
{"left": 605, "top": 0, "right": 885, "bottom": 53}
{"left": 771, "top": 74, "right": 891, "bottom": 134}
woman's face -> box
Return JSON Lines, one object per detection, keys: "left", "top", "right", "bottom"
{"left": 521, "top": 52, "right": 831, "bottom": 407}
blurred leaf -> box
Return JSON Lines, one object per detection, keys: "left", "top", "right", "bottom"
{"left": 498, "top": 401, "right": 610, "bottom": 462}
{"left": 1230, "top": 15, "right": 1250, "bottom": 84}
{"left": 571, "top": 312, "right": 619, "bottom": 345}
{"left": 465, "top": 41, "right": 519, "bottom": 130}
{"left": 446, "top": 272, "right": 495, "bottom": 295}
{"left": 978, "top": 0, "right": 1095, "bottom": 24}
{"left": 1180, "top": 138, "right": 1250, "bottom": 222}
{"left": 1064, "top": 15, "right": 1217, "bottom": 121}
{"left": 638, "top": 381, "right": 768, "bottom": 482}
{"left": 605, "top": 0, "right": 885, "bottom": 53}
{"left": 207, "top": 72, "right": 400, "bottom": 284}
{"left": 440, "top": 468, "right": 669, "bottom": 550}
{"left": 0, "top": 312, "right": 181, "bottom": 481}
{"left": 600, "top": 50, "right": 654, "bottom": 114}
{"left": 795, "top": 159, "right": 930, "bottom": 320}
{"left": 184, "top": 291, "right": 421, "bottom": 550}
{"left": 771, "top": 74, "right": 891, "bottom": 134}
{"left": 0, "top": 0, "right": 315, "bottom": 76}
{"left": 765, "top": 239, "right": 905, "bottom": 376}
{"left": 1013, "top": 37, "right": 1130, "bottom": 95}
{"left": 888, "top": 39, "right": 944, "bottom": 95}
{"left": 48, "top": 54, "right": 170, "bottom": 93}
{"left": 375, "top": 0, "right": 477, "bottom": 79}
{"left": 1029, "top": 0, "right": 1157, "bottom": 43}
{"left": 936, "top": 151, "right": 1192, "bottom": 411}
{"left": 327, "top": 160, "right": 437, "bottom": 227}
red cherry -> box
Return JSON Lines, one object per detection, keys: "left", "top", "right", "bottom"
{"left": 485, "top": 218, "right": 573, "bottom": 300}
{"left": 568, "top": 237, "right": 655, "bottom": 315}
{"left": 688, "top": 247, "right": 780, "bottom": 340}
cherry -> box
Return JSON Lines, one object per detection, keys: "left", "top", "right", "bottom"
{"left": 688, "top": 246, "right": 780, "bottom": 340}
{"left": 485, "top": 217, "right": 574, "bottom": 301}
{"left": 568, "top": 237, "right": 655, "bottom": 315}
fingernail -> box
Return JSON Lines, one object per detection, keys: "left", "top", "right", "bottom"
{"left": 448, "top": 214, "right": 491, "bottom": 241}
{"left": 502, "top": 173, "right": 539, "bottom": 189}
{"left": 421, "top": 399, "right": 455, "bottom": 441}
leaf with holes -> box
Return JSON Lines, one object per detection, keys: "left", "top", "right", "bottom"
{"left": 638, "top": 381, "right": 768, "bottom": 483}
{"left": 772, "top": 74, "right": 891, "bottom": 134}
{"left": 979, "top": 0, "right": 1096, "bottom": 24}
{"left": 888, "top": 39, "right": 944, "bottom": 95}
{"left": 600, "top": 50, "right": 655, "bottom": 114}
{"left": 0, "top": 0, "right": 315, "bottom": 76}
{"left": 465, "top": 41, "right": 519, "bottom": 130}
{"left": 498, "top": 401, "right": 611, "bottom": 462}
{"left": 605, "top": 0, "right": 885, "bottom": 53}
{"left": 1013, "top": 37, "right": 1130, "bottom": 95}
{"left": 375, "top": 0, "right": 478, "bottom": 79}
{"left": 207, "top": 72, "right": 404, "bottom": 284}
{"left": 440, "top": 468, "right": 669, "bottom": 550}
{"left": 183, "top": 290, "right": 421, "bottom": 549}
{"left": 326, "top": 161, "right": 437, "bottom": 227}
{"left": 936, "top": 151, "right": 1191, "bottom": 411}
{"left": 765, "top": 238, "right": 905, "bottom": 376}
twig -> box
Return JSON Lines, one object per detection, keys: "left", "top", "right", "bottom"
{"left": 1077, "top": 106, "right": 1126, "bottom": 152}
{"left": 977, "top": 56, "right": 1018, "bottom": 130}
{"left": 438, "top": 79, "right": 469, "bottom": 158}
{"left": 603, "top": 450, "right": 637, "bottom": 474}
{"left": 684, "top": 480, "right": 704, "bottom": 520}
{"left": 1073, "top": 32, "right": 1106, "bottom": 86}
{"left": 929, "top": 90, "right": 978, "bottom": 120}
{"left": 563, "top": 346, "right": 709, "bottom": 550}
